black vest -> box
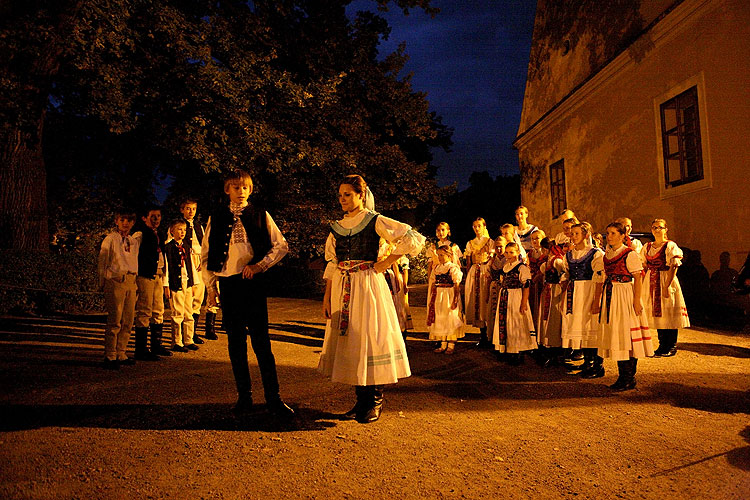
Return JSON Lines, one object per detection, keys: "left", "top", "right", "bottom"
{"left": 206, "top": 204, "right": 271, "bottom": 273}
{"left": 137, "top": 224, "right": 161, "bottom": 279}
{"left": 330, "top": 212, "right": 380, "bottom": 262}
{"left": 184, "top": 218, "right": 205, "bottom": 249}
{"left": 164, "top": 240, "right": 194, "bottom": 291}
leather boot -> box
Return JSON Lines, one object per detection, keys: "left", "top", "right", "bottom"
{"left": 613, "top": 358, "right": 637, "bottom": 391}
{"left": 343, "top": 386, "right": 366, "bottom": 420}
{"left": 192, "top": 313, "right": 204, "bottom": 344}
{"left": 610, "top": 361, "right": 627, "bottom": 389}
{"left": 357, "top": 386, "right": 384, "bottom": 423}
{"left": 582, "top": 353, "right": 605, "bottom": 379}
{"left": 204, "top": 311, "right": 218, "bottom": 340}
{"left": 150, "top": 323, "right": 172, "bottom": 357}
{"left": 662, "top": 330, "right": 678, "bottom": 356}
{"left": 134, "top": 327, "right": 159, "bottom": 361}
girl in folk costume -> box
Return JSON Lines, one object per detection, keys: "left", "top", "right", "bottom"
{"left": 491, "top": 243, "right": 538, "bottom": 364}
{"left": 593, "top": 222, "right": 653, "bottom": 391}
{"left": 320, "top": 175, "right": 425, "bottom": 423}
{"left": 379, "top": 240, "right": 413, "bottom": 335}
{"left": 486, "top": 235, "right": 508, "bottom": 356}
{"left": 426, "top": 222, "right": 462, "bottom": 277}
{"left": 553, "top": 210, "right": 577, "bottom": 246}
{"left": 427, "top": 245, "right": 464, "bottom": 354}
{"left": 615, "top": 217, "right": 643, "bottom": 254}
{"left": 559, "top": 222, "right": 606, "bottom": 378}
{"left": 515, "top": 205, "right": 539, "bottom": 253}
{"left": 640, "top": 218, "right": 690, "bottom": 357}
{"left": 464, "top": 218, "right": 494, "bottom": 346}
{"left": 537, "top": 238, "right": 566, "bottom": 366}
{"left": 501, "top": 223, "right": 527, "bottom": 263}
{"left": 527, "top": 229, "right": 547, "bottom": 327}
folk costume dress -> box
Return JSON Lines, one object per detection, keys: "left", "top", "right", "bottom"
{"left": 427, "top": 262, "right": 464, "bottom": 341}
{"left": 464, "top": 237, "right": 494, "bottom": 328}
{"left": 486, "top": 255, "right": 505, "bottom": 338}
{"left": 492, "top": 262, "right": 538, "bottom": 353}
{"left": 527, "top": 248, "right": 546, "bottom": 326}
{"left": 380, "top": 243, "right": 413, "bottom": 332}
{"left": 640, "top": 241, "right": 690, "bottom": 329}
{"left": 319, "top": 210, "right": 425, "bottom": 386}
{"left": 598, "top": 245, "right": 654, "bottom": 360}
{"left": 537, "top": 253, "right": 565, "bottom": 348}
{"left": 517, "top": 224, "right": 539, "bottom": 252}
{"left": 559, "top": 246, "right": 605, "bottom": 350}
{"left": 426, "top": 239, "right": 462, "bottom": 267}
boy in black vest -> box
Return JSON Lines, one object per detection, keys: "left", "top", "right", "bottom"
{"left": 164, "top": 220, "right": 199, "bottom": 352}
{"left": 201, "top": 170, "right": 294, "bottom": 417}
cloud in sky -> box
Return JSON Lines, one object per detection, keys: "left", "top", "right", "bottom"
{"left": 349, "top": 0, "right": 537, "bottom": 188}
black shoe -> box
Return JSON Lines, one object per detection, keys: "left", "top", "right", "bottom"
{"left": 185, "top": 344, "right": 199, "bottom": 351}
{"left": 612, "top": 378, "right": 636, "bottom": 392}
{"left": 661, "top": 347, "right": 677, "bottom": 357}
{"left": 343, "top": 404, "right": 359, "bottom": 420}
{"left": 581, "top": 365, "right": 605, "bottom": 379}
{"left": 193, "top": 335, "right": 204, "bottom": 345}
{"left": 119, "top": 357, "right": 136, "bottom": 366}
{"left": 609, "top": 377, "right": 625, "bottom": 390}
{"left": 204, "top": 331, "right": 218, "bottom": 341}
{"left": 171, "top": 345, "right": 189, "bottom": 353}
{"left": 134, "top": 351, "right": 160, "bottom": 361}
{"left": 232, "top": 394, "right": 254, "bottom": 413}
{"left": 570, "top": 350, "right": 584, "bottom": 361}
{"left": 152, "top": 346, "right": 173, "bottom": 357}
{"left": 357, "top": 388, "right": 383, "bottom": 424}
{"left": 103, "top": 358, "right": 119, "bottom": 370}
{"left": 268, "top": 399, "right": 295, "bottom": 418}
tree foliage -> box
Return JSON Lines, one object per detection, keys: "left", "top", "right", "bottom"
{"left": 1, "top": 0, "right": 453, "bottom": 256}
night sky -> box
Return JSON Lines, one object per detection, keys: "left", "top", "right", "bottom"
{"left": 348, "top": 1, "right": 538, "bottom": 189}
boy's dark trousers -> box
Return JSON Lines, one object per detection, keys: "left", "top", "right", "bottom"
{"left": 218, "top": 273, "right": 281, "bottom": 402}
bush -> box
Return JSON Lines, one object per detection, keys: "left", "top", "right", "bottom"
{"left": 0, "top": 246, "right": 104, "bottom": 315}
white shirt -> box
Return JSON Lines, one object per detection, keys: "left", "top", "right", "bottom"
{"left": 98, "top": 232, "right": 139, "bottom": 281}
{"left": 201, "top": 211, "right": 288, "bottom": 278}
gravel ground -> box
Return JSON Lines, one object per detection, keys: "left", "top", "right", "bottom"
{"left": 0, "top": 289, "right": 748, "bottom": 499}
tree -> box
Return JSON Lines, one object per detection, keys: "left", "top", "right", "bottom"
{"left": 1, "top": 0, "right": 451, "bottom": 257}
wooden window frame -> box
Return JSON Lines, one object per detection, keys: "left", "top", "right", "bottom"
{"left": 549, "top": 159, "right": 566, "bottom": 218}
{"left": 659, "top": 85, "right": 703, "bottom": 188}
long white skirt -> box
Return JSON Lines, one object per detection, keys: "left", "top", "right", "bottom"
{"left": 464, "top": 263, "right": 490, "bottom": 328}
{"left": 598, "top": 282, "right": 654, "bottom": 360}
{"left": 492, "top": 288, "right": 538, "bottom": 353}
{"left": 537, "top": 283, "right": 563, "bottom": 348}
{"left": 642, "top": 270, "right": 690, "bottom": 329}
{"left": 319, "top": 268, "right": 411, "bottom": 386}
{"left": 427, "top": 287, "right": 465, "bottom": 341}
{"left": 561, "top": 280, "right": 599, "bottom": 349}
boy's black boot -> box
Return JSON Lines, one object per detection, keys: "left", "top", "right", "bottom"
{"left": 150, "top": 323, "right": 172, "bottom": 357}
{"left": 582, "top": 353, "right": 605, "bottom": 379}
{"left": 192, "top": 313, "right": 204, "bottom": 344}
{"left": 204, "top": 311, "right": 218, "bottom": 340}
{"left": 357, "top": 386, "right": 384, "bottom": 424}
{"left": 134, "top": 327, "right": 158, "bottom": 361}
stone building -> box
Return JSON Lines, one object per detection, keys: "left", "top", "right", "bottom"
{"left": 514, "top": 0, "right": 750, "bottom": 277}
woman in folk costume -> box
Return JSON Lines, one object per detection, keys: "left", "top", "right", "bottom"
{"left": 464, "top": 218, "right": 494, "bottom": 346}
{"left": 558, "top": 222, "right": 606, "bottom": 378}
{"left": 536, "top": 237, "right": 566, "bottom": 366}
{"left": 379, "top": 240, "right": 413, "bottom": 335}
{"left": 426, "top": 222, "right": 462, "bottom": 277}
{"left": 427, "top": 245, "right": 464, "bottom": 354}
{"left": 320, "top": 175, "right": 425, "bottom": 423}
{"left": 640, "top": 218, "right": 690, "bottom": 357}
{"left": 593, "top": 222, "right": 653, "bottom": 391}
{"left": 491, "top": 243, "right": 538, "bottom": 365}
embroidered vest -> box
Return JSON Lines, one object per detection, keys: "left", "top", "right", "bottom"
{"left": 434, "top": 272, "right": 455, "bottom": 286}
{"left": 501, "top": 263, "right": 527, "bottom": 290}
{"left": 165, "top": 240, "right": 194, "bottom": 291}
{"left": 645, "top": 242, "right": 670, "bottom": 272}
{"left": 330, "top": 211, "right": 380, "bottom": 263}
{"left": 604, "top": 248, "right": 634, "bottom": 283}
{"left": 566, "top": 248, "right": 597, "bottom": 281}
{"left": 206, "top": 204, "right": 271, "bottom": 273}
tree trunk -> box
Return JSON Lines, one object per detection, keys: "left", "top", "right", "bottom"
{"left": 0, "top": 121, "right": 49, "bottom": 250}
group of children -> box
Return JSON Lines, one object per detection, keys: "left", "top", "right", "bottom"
{"left": 97, "top": 199, "right": 220, "bottom": 369}
{"left": 423, "top": 207, "right": 691, "bottom": 391}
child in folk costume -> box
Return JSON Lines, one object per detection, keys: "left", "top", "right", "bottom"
{"left": 640, "top": 218, "right": 690, "bottom": 357}
{"left": 615, "top": 217, "right": 643, "bottom": 254}
{"left": 501, "top": 223, "right": 527, "bottom": 263}
{"left": 426, "top": 222, "right": 462, "bottom": 277}
{"left": 379, "top": 240, "right": 413, "bottom": 335}
{"left": 464, "top": 218, "right": 494, "bottom": 346}
{"left": 427, "top": 245, "right": 464, "bottom": 354}
{"left": 163, "top": 220, "right": 199, "bottom": 353}
{"left": 527, "top": 229, "right": 546, "bottom": 327}
{"left": 537, "top": 238, "right": 566, "bottom": 366}
{"left": 320, "top": 175, "right": 425, "bottom": 424}
{"left": 592, "top": 222, "right": 653, "bottom": 391}
{"left": 553, "top": 209, "right": 577, "bottom": 245}
{"left": 559, "top": 222, "right": 606, "bottom": 378}
{"left": 491, "top": 243, "right": 538, "bottom": 364}
{"left": 514, "top": 205, "right": 539, "bottom": 253}
{"left": 486, "top": 236, "right": 508, "bottom": 356}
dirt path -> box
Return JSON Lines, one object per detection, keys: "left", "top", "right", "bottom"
{"left": 0, "top": 296, "right": 748, "bottom": 499}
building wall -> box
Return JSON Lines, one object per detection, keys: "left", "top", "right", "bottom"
{"left": 515, "top": 0, "right": 750, "bottom": 274}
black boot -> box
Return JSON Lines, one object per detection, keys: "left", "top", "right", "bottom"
{"left": 662, "top": 330, "right": 678, "bottom": 357}
{"left": 476, "top": 327, "right": 491, "bottom": 348}
{"left": 134, "top": 327, "right": 158, "bottom": 361}
{"left": 582, "top": 353, "right": 605, "bottom": 379}
{"left": 344, "top": 386, "right": 366, "bottom": 420}
{"left": 150, "top": 323, "right": 172, "bottom": 357}
{"left": 192, "top": 313, "right": 204, "bottom": 344}
{"left": 613, "top": 358, "right": 637, "bottom": 391}
{"left": 610, "top": 361, "right": 628, "bottom": 389}
{"left": 204, "top": 311, "right": 218, "bottom": 340}
{"left": 357, "top": 386, "right": 384, "bottom": 423}
{"left": 654, "top": 330, "right": 666, "bottom": 356}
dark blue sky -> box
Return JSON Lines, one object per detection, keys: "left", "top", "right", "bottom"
{"left": 348, "top": 1, "right": 538, "bottom": 189}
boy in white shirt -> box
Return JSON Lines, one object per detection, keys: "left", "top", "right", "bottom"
{"left": 97, "top": 210, "right": 139, "bottom": 369}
